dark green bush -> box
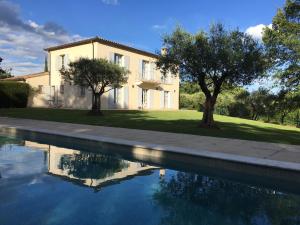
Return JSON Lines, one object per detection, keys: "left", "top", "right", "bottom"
{"left": 0, "top": 81, "right": 31, "bottom": 108}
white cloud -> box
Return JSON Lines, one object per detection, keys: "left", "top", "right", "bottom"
{"left": 0, "top": 1, "right": 84, "bottom": 75}
{"left": 245, "top": 24, "right": 272, "bottom": 40}
{"left": 151, "top": 18, "right": 176, "bottom": 33}
{"left": 102, "top": 0, "right": 119, "bottom": 5}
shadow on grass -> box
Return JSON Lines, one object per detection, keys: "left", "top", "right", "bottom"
{"left": 0, "top": 108, "right": 299, "bottom": 145}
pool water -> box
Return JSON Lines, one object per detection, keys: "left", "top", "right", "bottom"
{"left": 0, "top": 134, "right": 300, "bottom": 225}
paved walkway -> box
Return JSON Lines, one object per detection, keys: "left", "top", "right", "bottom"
{"left": 0, "top": 117, "right": 300, "bottom": 171}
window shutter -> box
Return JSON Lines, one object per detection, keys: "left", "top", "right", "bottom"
{"left": 149, "top": 89, "right": 154, "bottom": 109}
{"left": 65, "top": 54, "right": 70, "bottom": 69}
{"left": 109, "top": 52, "right": 115, "bottom": 63}
{"left": 56, "top": 56, "right": 60, "bottom": 70}
{"left": 138, "top": 60, "right": 143, "bottom": 79}
{"left": 108, "top": 88, "right": 114, "bottom": 108}
{"left": 124, "top": 56, "right": 130, "bottom": 70}
{"left": 150, "top": 63, "right": 155, "bottom": 80}
{"left": 169, "top": 92, "right": 173, "bottom": 109}
{"left": 160, "top": 91, "right": 164, "bottom": 109}
{"left": 123, "top": 86, "right": 129, "bottom": 109}
{"left": 138, "top": 87, "right": 142, "bottom": 109}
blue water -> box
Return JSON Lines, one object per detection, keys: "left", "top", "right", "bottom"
{"left": 0, "top": 135, "right": 300, "bottom": 225}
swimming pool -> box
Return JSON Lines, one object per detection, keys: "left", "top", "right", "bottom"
{"left": 0, "top": 130, "right": 300, "bottom": 225}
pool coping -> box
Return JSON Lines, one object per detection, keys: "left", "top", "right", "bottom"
{"left": 1, "top": 119, "right": 300, "bottom": 173}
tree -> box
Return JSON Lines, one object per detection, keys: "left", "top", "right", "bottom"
{"left": 238, "top": 88, "right": 276, "bottom": 121}
{"left": 154, "top": 171, "right": 300, "bottom": 225}
{"left": 274, "top": 90, "right": 300, "bottom": 124}
{"left": 0, "top": 57, "right": 12, "bottom": 79}
{"left": 44, "top": 56, "right": 48, "bottom": 72}
{"left": 60, "top": 58, "right": 129, "bottom": 114}
{"left": 157, "top": 24, "right": 266, "bottom": 127}
{"left": 263, "top": 0, "right": 300, "bottom": 90}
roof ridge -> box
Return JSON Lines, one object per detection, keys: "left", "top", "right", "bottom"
{"left": 44, "top": 36, "right": 158, "bottom": 58}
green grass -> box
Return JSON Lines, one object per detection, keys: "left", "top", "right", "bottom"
{"left": 0, "top": 108, "right": 299, "bottom": 145}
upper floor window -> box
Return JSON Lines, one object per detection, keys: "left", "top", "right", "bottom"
{"left": 56, "top": 54, "right": 68, "bottom": 71}
{"left": 142, "top": 60, "right": 150, "bottom": 78}
{"left": 61, "top": 54, "right": 65, "bottom": 69}
{"left": 60, "top": 85, "right": 64, "bottom": 94}
{"left": 114, "top": 53, "right": 123, "bottom": 66}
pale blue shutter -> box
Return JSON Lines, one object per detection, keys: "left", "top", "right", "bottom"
{"left": 160, "top": 91, "right": 164, "bottom": 109}
{"left": 138, "top": 87, "right": 142, "bottom": 109}
{"left": 124, "top": 86, "right": 129, "bottom": 109}
{"left": 138, "top": 60, "right": 143, "bottom": 79}
{"left": 124, "top": 56, "right": 130, "bottom": 70}
{"left": 109, "top": 52, "right": 115, "bottom": 63}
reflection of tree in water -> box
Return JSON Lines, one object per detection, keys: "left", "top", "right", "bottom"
{"left": 59, "top": 152, "right": 130, "bottom": 180}
{"left": 154, "top": 172, "right": 300, "bottom": 225}
{"left": 0, "top": 136, "right": 24, "bottom": 149}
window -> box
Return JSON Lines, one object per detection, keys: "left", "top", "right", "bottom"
{"left": 161, "top": 72, "right": 172, "bottom": 84}
{"left": 80, "top": 87, "right": 85, "bottom": 97}
{"left": 113, "top": 88, "right": 119, "bottom": 104}
{"left": 142, "top": 89, "right": 148, "bottom": 108}
{"left": 60, "top": 85, "right": 64, "bottom": 94}
{"left": 142, "top": 60, "right": 150, "bottom": 79}
{"left": 164, "top": 91, "right": 169, "bottom": 108}
{"left": 61, "top": 54, "right": 65, "bottom": 69}
{"left": 38, "top": 85, "right": 43, "bottom": 94}
{"left": 114, "top": 53, "right": 123, "bottom": 66}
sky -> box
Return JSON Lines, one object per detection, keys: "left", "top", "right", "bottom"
{"left": 0, "top": 0, "right": 285, "bottom": 76}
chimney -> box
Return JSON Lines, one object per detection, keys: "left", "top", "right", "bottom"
{"left": 161, "top": 47, "right": 167, "bottom": 56}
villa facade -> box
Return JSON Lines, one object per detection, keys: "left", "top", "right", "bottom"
{"left": 14, "top": 37, "right": 179, "bottom": 110}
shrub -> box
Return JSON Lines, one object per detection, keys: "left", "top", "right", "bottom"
{"left": 0, "top": 81, "right": 31, "bottom": 108}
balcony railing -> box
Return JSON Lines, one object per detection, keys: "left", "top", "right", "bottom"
{"left": 136, "top": 71, "right": 161, "bottom": 85}
{"left": 136, "top": 71, "right": 174, "bottom": 85}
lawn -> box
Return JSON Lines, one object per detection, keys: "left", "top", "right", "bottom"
{"left": 0, "top": 108, "right": 299, "bottom": 145}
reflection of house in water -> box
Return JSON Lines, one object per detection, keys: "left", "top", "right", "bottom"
{"left": 25, "top": 141, "right": 161, "bottom": 189}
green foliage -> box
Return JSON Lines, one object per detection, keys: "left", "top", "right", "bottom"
{"left": 157, "top": 23, "right": 267, "bottom": 126}
{"left": 180, "top": 82, "right": 200, "bottom": 94}
{"left": 0, "top": 57, "right": 12, "bottom": 79}
{"left": 180, "top": 92, "right": 204, "bottom": 110}
{"left": 274, "top": 90, "right": 300, "bottom": 124}
{"left": 61, "top": 58, "right": 129, "bottom": 113}
{"left": 263, "top": 0, "right": 300, "bottom": 90}
{"left": 0, "top": 81, "right": 31, "bottom": 108}
{"left": 44, "top": 56, "right": 48, "bottom": 72}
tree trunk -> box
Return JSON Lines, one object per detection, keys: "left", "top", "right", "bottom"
{"left": 201, "top": 96, "right": 216, "bottom": 127}
{"left": 280, "top": 113, "right": 286, "bottom": 124}
{"left": 91, "top": 93, "right": 102, "bottom": 115}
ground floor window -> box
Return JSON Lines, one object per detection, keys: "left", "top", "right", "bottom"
{"left": 113, "top": 88, "right": 119, "bottom": 104}
{"left": 142, "top": 89, "right": 148, "bottom": 108}
{"left": 164, "top": 91, "right": 169, "bottom": 108}
{"left": 80, "top": 87, "right": 85, "bottom": 97}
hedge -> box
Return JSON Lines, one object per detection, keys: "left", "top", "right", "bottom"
{"left": 0, "top": 81, "right": 31, "bottom": 108}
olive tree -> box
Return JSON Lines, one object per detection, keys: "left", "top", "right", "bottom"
{"left": 157, "top": 24, "right": 266, "bottom": 127}
{"left": 61, "top": 58, "right": 129, "bottom": 114}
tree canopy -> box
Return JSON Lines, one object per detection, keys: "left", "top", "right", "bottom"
{"left": 0, "top": 57, "right": 12, "bottom": 79}
{"left": 263, "top": 0, "right": 300, "bottom": 90}
{"left": 61, "top": 58, "right": 129, "bottom": 114}
{"left": 157, "top": 24, "right": 267, "bottom": 127}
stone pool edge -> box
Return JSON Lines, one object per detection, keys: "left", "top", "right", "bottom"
{"left": 1, "top": 124, "right": 300, "bottom": 173}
